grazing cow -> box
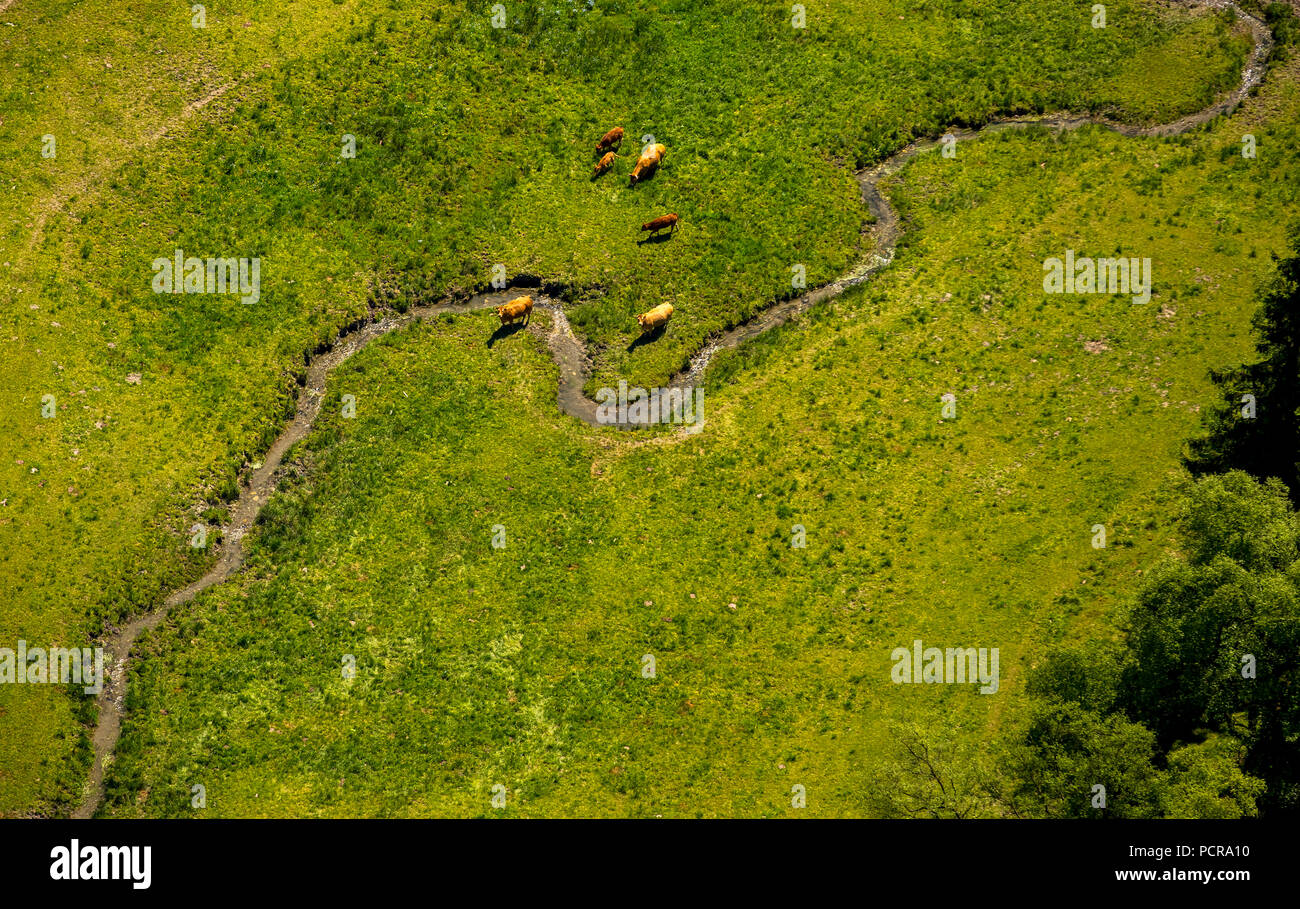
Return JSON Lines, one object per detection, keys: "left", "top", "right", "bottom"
{"left": 636, "top": 302, "right": 675, "bottom": 332}
{"left": 640, "top": 213, "right": 679, "bottom": 238}
{"left": 629, "top": 143, "right": 667, "bottom": 185}
{"left": 596, "top": 126, "right": 624, "bottom": 154}
{"left": 593, "top": 151, "right": 619, "bottom": 177}
{"left": 496, "top": 295, "right": 534, "bottom": 326}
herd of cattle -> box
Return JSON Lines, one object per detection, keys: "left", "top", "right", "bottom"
{"left": 591, "top": 126, "right": 668, "bottom": 186}
{"left": 493, "top": 125, "right": 678, "bottom": 335}
{"left": 594, "top": 126, "right": 680, "bottom": 242}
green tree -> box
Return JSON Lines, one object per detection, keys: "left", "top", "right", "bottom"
{"left": 1000, "top": 474, "right": 1296, "bottom": 817}
{"left": 1118, "top": 472, "right": 1300, "bottom": 813}
{"left": 1025, "top": 643, "right": 1125, "bottom": 715}
{"left": 1161, "top": 734, "right": 1265, "bottom": 818}
{"left": 869, "top": 720, "right": 1005, "bottom": 818}
{"left": 1003, "top": 701, "right": 1166, "bottom": 818}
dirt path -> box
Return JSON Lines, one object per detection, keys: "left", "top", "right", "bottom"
{"left": 71, "top": 0, "right": 1276, "bottom": 817}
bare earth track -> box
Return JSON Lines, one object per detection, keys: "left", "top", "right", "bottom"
{"left": 72, "top": 0, "right": 1276, "bottom": 817}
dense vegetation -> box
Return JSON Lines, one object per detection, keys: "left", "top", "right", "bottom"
{"left": 1009, "top": 471, "right": 1298, "bottom": 817}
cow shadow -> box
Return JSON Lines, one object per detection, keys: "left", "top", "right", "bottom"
{"left": 628, "top": 175, "right": 659, "bottom": 189}
{"left": 626, "top": 325, "right": 666, "bottom": 352}
{"left": 487, "top": 321, "right": 527, "bottom": 348}
{"left": 637, "top": 232, "right": 674, "bottom": 246}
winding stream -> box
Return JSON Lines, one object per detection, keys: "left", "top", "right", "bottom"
{"left": 71, "top": 0, "right": 1274, "bottom": 817}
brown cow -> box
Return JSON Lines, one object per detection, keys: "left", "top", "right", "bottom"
{"left": 640, "top": 213, "right": 679, "bottom": 238}
{"left": 629, "top": 143, "right": 667, "bottom": 185}
{"left": 596, "top": 126, "right": 624, "bottom": 154}
{"left": 593, "top": 151, "right": 619, "bottom": 177}
{"left": 496, "top": 295, "right": 534, "bottom": 326}
{"left": 636, "top": 302, "right": 674, "bottom": 332}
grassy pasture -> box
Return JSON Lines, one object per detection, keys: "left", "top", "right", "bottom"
{"left": 102, "top": 52, "right": 1300, "bottom": 815}
{"left": 0, "top": 0, "right": 388, "bottom": 815}
{"left": 0, "top": 0, "right": 1283, "bottom": 815}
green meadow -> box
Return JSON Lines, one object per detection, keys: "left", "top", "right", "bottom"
{"left": 0, "top": 0, "right": 1294, "bottom": 816}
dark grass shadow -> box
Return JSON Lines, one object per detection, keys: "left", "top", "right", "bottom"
{"left": 626, "top": 324, "right": 666, "bottom": 352}
{"left": 487, "top": 321, "right": 527, "bottom": 348}
{"left": 637, "top": 232, "right": 674, "bottom": 246}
